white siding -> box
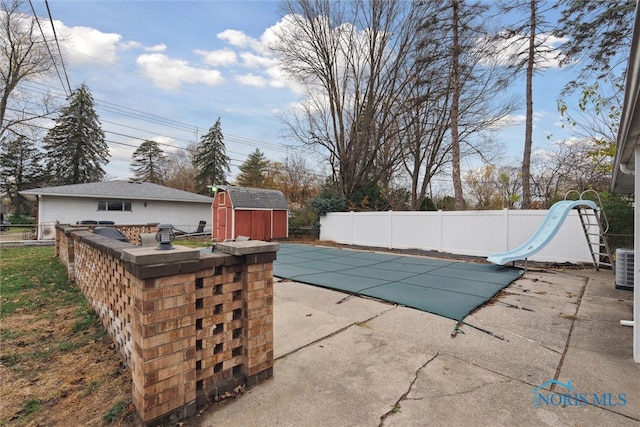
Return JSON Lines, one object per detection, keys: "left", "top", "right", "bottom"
{"left": 320, "top": 209, "right": 595, "bottom": 264}
{"left": 39, "top": 196, "right": 212, "bottom": 234}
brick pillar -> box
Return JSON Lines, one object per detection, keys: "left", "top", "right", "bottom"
{"left": 122, "top": 246, "right": 202, "bottom": 424}
{"left": 242, "top": 251, "right": 275, "bottom": 384}
{"left": 206, "top": 241, "right": 279, "bottom": 387}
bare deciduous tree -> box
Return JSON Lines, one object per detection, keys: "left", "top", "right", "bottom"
{"left": 274, "top": 152, "right": 320, "bottom": 206}
{"left": 163, "top": 144, "right": 198, "bottom": 193}
{"left": 531, "top": 139, "right": 611, "bottom": 208}
{"left": 0, "top": 0, "right": 59, "bottom": 141}
{"left": 269, "top": 0, "right": 420, "bottom": 203}
{"left": 464, "top": 164, "right": 522, "bottom": 209}
{"left": 397, "top": 3, "right": 452, "bottom": 210}
{"left": 495, "top": 0, "right": 557, "bottom": 208}
{"left": 437, "top": 0, "right": 516, "bottom": 210}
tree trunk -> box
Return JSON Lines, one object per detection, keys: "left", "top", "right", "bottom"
{"left": 521, "top": 0, "right": 536, "bottom": 209}
{"left": 450, "top": 0, "right": 464, "bottom": 210}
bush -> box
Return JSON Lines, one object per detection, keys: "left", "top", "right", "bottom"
{"left": 600, "top": 192, "right": 633, "bottom": 251}
{"left": 308, "top": 195, "right": 348, "bottom": 236}
{"left": 7, "top": 214, "right": 36, "bottom": 225}
{"left": 289, "top": 206, "right": 318, "bottom": 238}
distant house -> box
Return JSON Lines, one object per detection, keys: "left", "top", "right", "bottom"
{"left": 211, "top": 186, "right": 288, "bottom": 241}
{"left": 20, "top": 180, "right": 213, "bottom": 240}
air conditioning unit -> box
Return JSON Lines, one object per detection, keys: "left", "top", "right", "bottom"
{"left": 615, "top": 248, "right": 634, "bottom": 291}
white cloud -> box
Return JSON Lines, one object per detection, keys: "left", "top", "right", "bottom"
{"left": 491, "top": 114, "right": 527, "bottom": 129}
{"left": 119, "top": 40, "right": 142, "bottom": 50}
{"left": 55, "top": 21, "right": 121, "bottom": 65}
{"left": 108, "top": 144, "right": 135, "bottom": 165}
{"left": 116, "top": 41, "right": 167, "bottom": 53}
{"left": 482, "top": 31, "right": 567, "bottom": 69}
{"left": 240, "top": 52, "right": 274, "bottom": 68}
{"left": 146, "top": 43, "right": 167, "bottom": 53}
{"left": 213, "top": 21, "right": 303, "bottom": 92}
{"left": 235, "top": 73, "right": 267, "bottom": 87}
{"left": 149, "top": 135, "right": 181, "bottom": 153}
{"left": 195, "top": 48, "right": 238, "bottom": 67}
{"left": 52, "top": 19, "right": 165, "bottom": 66}
{"left": 532, "top": 147, "right": 554, "bottom": 161}
{"left": 136, "top": 53, "right": 224, "bottom": 90}
{"left": 217, "top": 29, "right": 262, "bottom": 51}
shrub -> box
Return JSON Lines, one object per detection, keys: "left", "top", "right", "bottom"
{"left": 7, "top": 214, "right": 36, "bottom": 225}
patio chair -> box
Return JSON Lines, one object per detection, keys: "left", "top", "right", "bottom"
{"left": 174, "top": 220, "right": 209, "bottom": 238}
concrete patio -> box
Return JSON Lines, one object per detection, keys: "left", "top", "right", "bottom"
{"left": 191, "top": 260, "right": 638, "bottom": 426}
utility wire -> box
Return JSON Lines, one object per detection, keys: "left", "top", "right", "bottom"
{"left": 18, "top": 81, "right": 302, "bottom": 156}
{"left": 43, "top": 0, "right": 72, "bottom": 94}
{"left": 27, "top": 0, "right": 70, "bottom": 96}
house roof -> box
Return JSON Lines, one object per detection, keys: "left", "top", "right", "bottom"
{"left": 20, "top": 180, "right": 214, "bottom": 203}
{"left": 216, "top": 186, "right": 288, "bottom": 210}
{"left": 612, "top": 5, "right": 640, "bottom": 193}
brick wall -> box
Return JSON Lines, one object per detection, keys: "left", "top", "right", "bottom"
{"left": 55, "top": 225, "right": 277, "bottom": 425}
{"left": 71, "top": 223, "right": 160, "bottom": 246}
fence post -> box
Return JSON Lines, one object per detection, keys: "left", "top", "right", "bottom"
{"left": 503, "top": 208, "right": 510, "bottom": 251}
{"left": 388, "top": 210, "right": 393, "bottom": 249}
{"left": 437, "top": 210, "right": 443, "bottom": 253}
{"left": 350, "top": 211, "right": 354, "bottom": 245}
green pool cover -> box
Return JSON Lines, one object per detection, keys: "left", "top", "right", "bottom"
{"left": 274, "top": 244, "right": 524, "bottom": 322}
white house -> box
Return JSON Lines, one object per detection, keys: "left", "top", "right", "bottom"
{"left": 20, "top": 180, "right": 213, "bottom": 240}
{"left": 612, "top": 5, "right": 640, "bottom": 363}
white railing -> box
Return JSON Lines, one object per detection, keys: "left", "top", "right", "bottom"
{"left": 320, "top": 209, "right": 595, "bottom": 264}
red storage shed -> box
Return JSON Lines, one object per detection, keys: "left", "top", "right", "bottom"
{"left": 211, "top": 186, "right": 289, "bottom": 241}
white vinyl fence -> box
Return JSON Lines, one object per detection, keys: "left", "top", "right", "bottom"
{"left": 320, "top": 209, "right": 596, "bottom": 264}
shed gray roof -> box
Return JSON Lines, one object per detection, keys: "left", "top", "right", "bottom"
{"left": 20, "top": 180, "right": 214, "bottom": 203}
{"left": 217, "top": 186, "right": 288, "bottom": 210}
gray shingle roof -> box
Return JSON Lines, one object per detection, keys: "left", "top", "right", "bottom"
{"left": 217, "top": 186, "right": 288, "bottom": 210}
{"left": 20, "top": 180, "right": 213, "bottom": 203}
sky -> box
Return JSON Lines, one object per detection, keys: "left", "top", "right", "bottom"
{"left": 25, "top": 0, "right": 587, "bottom": 186}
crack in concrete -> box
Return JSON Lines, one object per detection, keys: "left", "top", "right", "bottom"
{"left": 431, "top": 378, "right": 512, "bottom": 399}
{"left": 550, "top": 276, "right": 588, "bottom": 391}
{"left": 442, "top": 353, "right": 541, "bottom": 389}
{"left": 275, "top": 306, "right": 397, "bottom": 361}
{"left": 502, "top": 330, "right": 563, "bottom": 355}
{"left": 378, "top": 351, "right": 439, "bottom": 426}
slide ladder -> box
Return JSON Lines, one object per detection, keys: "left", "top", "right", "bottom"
{"left": 487, "top": 191, "right": 613, "bottom": 270}
{"left": 568, "top": 190, "right": 613, "bottom": 271}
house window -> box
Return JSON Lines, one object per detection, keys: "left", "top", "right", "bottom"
{"left": 98, "top": 200, "right": 132, "bottom": 212}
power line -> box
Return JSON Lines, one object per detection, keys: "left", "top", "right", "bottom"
{"left": 27, "top": 0, "right": 70, "bottom": 96}
{"left": 19, "top": 81, "right": 304, "bottom": 157}
{"left": 43, "top": 0, "right": 72, "bottom": 94}
{"left": 5, "top": 107, "right": 274, "bottom": 172}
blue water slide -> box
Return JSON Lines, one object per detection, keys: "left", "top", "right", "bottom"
{"left": 487, "top": 199, "right": 597, "bottom": 265}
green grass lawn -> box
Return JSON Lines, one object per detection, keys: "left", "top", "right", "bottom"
{"left": 0, "top": 246, "right": 86, "bottom": 317}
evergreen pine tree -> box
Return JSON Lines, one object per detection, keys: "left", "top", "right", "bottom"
{"left": 192, "top": 117, "right": 230, "bottom": 193}
{"left": 43, "top": 84, "right": 109, "bottom": 184}
{"left": 236, "top": 148, "right": 269, "bottom": 188}
{"left": 0, "top": 135, "right": 46, "bottom": 215}
{"left": 130, "top": 140, "right": 166, "bottom": 184}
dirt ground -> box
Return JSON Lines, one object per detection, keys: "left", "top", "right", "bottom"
{"left": 0, "top": 304, "right": 140, "bottom": 426}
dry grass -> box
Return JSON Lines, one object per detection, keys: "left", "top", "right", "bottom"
{"left": 0, "top": 246, "right": 139, "bottom": 426}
